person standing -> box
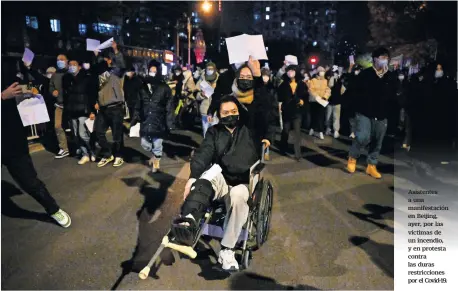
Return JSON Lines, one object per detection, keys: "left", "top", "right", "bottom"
{"left": 2, "top": 82, "right": 71, "bottom": 227}
{"left": 326, "top": 69, "right": 345, "bottom": 139}
{"left": 277, "top": 64, "right": 306, "bottom": 160}
{"left": 123, "top": 67, "right": 143, "bottom": 121}
{"left": 62, "top": 60, "right": 97, "bottom": 165}
{"left": 49, "top": 54, "right": 70, "bottom": 159}
{"left": 346, "top": 47, "right": 397, "bottom": 179}
{"left": 132, "top": 61, "right": 174, "bottom": 173}
{"left": 93, "top": 42, "right": 126, "bottom": 168}
{"left": 196, "top": 62, "right": 219, "bottom": 137}
{"left": 308, "top": 66, "right": 331, "bottom": 140}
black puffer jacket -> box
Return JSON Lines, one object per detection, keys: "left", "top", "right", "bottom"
{"left": 190, "top": 121, "right": 259, "bottom": 186}
{"left": 124, "top": 75, "right": 143, "bottom": 108}
{"left": 277, "top": 75, "right": 307, "bottom": 119}
{"left": 62, "top": 72, "right": 97, "bottom": 118}
{"left": 207, "top": 68, "right": 236, "bottom": 116}
{"left": 133, "top": 78, "right": 174, "bottom": 138}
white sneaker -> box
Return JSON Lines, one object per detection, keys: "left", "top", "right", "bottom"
{"left": 55, "top": 149, "right": 69, "bottom": 159}
{"left": 309, "top": 129, "right": 314, "bottom": 136}
{"left": 91, "top": 155, "right": 96, "bottom": 162}
{"left": 350, "top": 132, "right": 356, "bottom": 139}
{"left": 218, "top": 248, "right": 239, "bottom": 271}
{"left": 334, "top": 131, "right": 340, "bottom": 139}
{"left": 51, "top": 209, "right": 71, "bottom": 228}
{"left": 113, "top": 157, "right": 124, "bottom": 167}
{"left": 97, "top": 156, "right": 114, "bottom": 167}
{"left": 78, "top": 156, "right": 90, "bottom": 165}
{"left": 318, "top": 132, "right": 324, "bottom": 140}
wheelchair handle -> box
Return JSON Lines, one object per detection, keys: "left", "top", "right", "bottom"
{"left": 261, "top": 143, "right": 269, "bottom": 163}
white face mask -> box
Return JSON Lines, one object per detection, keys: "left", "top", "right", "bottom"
{"left": 319, "top": 71, "right": 325, "bottom": 77}
{"left": 175, "top": 72, "right": 181, "bottom": 76}
{"left": 206, "top": 69, "right": 214, "bottom": 76}
{"left": 149, "top": 72, "right": 156, "bottom": 77}
{"left": 262, "top": 75, "right": 270, "bottom": 83}
{"left": 304, "top": 75, "right": 309, "bottom": 81}
{"left": 398, "top": 75, "right": 405, "bottom": 81}
{"left": 435, "top": 71, "right": 444, "bottom": 78}
{"left": 83, "top": 63, "right": 90, "bottom": 70}
{"left": 126, "top": 72, "right": 134, "bottom": 78}
{"left": 354, "top": 70, "right": 360, "bottom": 75}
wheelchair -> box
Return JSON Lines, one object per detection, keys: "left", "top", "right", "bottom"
{"left": 139, "top": 146, "right": 274, "bottom": 279}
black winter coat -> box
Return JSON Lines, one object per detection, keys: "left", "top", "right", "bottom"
{"left": 277, "top": 76, "right": 307, "bottom": 119}
{"left": 190, "top": 123, "right": 259, "bottom": 186}
{"left": 124, "top": 75, "right": 143, "bottom": 108}
{"left": 62, "top": 72, "right": 97, "bottom": 118}
{"left": 250, "top": 81, "right": 278, "bottom": 145}
{"left": 134, "top": 79, "right": 174, "bottom": 138}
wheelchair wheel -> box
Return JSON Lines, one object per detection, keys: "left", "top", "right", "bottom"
{"left": 255, "top": 180, "right": 273, "bottom": 248}
{"left": 242, "top": 249, "right": 252, "bottom": 270}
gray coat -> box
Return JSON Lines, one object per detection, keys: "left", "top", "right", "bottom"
{"left": 49, "top": 68, "right": 68, "bottom": 105}
{"left": 196, "top": 72, "right": 219, "bottom": 116}
{"left": 98, "top": 72, "right": 124, "bottom": 107}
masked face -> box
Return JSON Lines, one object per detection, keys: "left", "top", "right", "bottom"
{"left": 398, "top": 75, "right": 405, "bottom": 81}
{"left": 220, "top": 114, "right": 239, "bottom": 129}
{"left": 287, "top": 71, "right": 296, "bottom": 79}
{"left": 319, "top": 71, "right": 325, "bottom": 77}
{"left": 57, "top": 60, "right": 67, "bottom": 69}
{"left": 262, "top": 75, "right": 270, "bottom": 83}
{"left": 68, "top": 65, "right": 78, "bottom": 75}
{"left": 237, "top": 79, "right": 253, "bottom": 92}
{"left": 418, "top": 76, "right": 424, "bottom": 82}
{"left": 206, "top": 69, "right": 215, "bottom": 76}
{"left": 304, "top": 75, "right": 309, "bottom": 81}
{"left": 46, "top": 73, "right": 53, "bottom": 79}
{"left": 83, "top": 63, "right": 90, "bottom": 70}
{"left": 354, "top": 70, "right": 360, "bottom": 76}
{"left": 149, "top": 71, "right": 156, "bottom": 77}
{"left": 435, "top": 71, "right": 444, "bottom": 78}
{"left": 175, "top": 71, "right": 181, "bottom": 76}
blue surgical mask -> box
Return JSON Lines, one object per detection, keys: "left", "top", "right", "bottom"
{"left": 69, "top": 65, "right": 78, "bottom": 74}
{"left": 376, "top": 58, "right": 388, "bottom": 68}
{"left": 57, "top": 60, "right": 66, "bottom": 69}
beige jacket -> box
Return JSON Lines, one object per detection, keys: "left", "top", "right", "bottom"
{"left": 308, "top": 77, "right": 331, "bottom": 102}
{"left": 196, "top": 72, "right": 219, "bottom": 115}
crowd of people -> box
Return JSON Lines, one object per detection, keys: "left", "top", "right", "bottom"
{"left": 1, "top": 42, "right": 457, "bottom": 271}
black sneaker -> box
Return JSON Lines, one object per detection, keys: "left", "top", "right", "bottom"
{"left": 55, "top": 149, "right": 70, "bottom": 159}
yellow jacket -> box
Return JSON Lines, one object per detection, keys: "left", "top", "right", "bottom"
{"left": 308, "top": 78, "right": 331, "bottom": 101}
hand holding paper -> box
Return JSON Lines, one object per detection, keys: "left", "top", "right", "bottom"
{"left": 22, "top": 48, "right": 35, "bottom": 66}
{"left": 86, "top": 37, "right": 114, "bottom": 52}
{"left": 225, "top": 34, "right": 268, "bottom": 64}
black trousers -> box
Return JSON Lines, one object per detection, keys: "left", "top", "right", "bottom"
{"left": 95, "top": 105, "right": 124, "bottom": 158}
{"left": 2, "top": 153, "right": 60, "bottom": 215}
{"left": 280, "top": 116, "right": 302, "bottom": 159}
{"left": 310, "top": 102, "right": 325, "bottom": 133}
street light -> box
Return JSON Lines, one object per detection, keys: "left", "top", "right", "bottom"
{"left": 202, "top": 0, "right": 212, "bottom": 12}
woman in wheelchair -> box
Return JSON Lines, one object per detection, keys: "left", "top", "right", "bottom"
{"left": 171, "top": 95, "right": 271, "bottom": 272}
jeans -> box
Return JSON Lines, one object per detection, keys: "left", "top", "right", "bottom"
{"left": 349, "top": 113, "right": 388, "bottom": 165}
{"left": 310, "top": 102, "right": 326, "bottom": 133}
{"left": 54, "top": 107, "right": 68, "bottom": 151}
{"left": 71, "top": 117, "right": 92, "bottom": 157}
{"left": 141, "top": 137, "right": 164, "bottom": 158}
{"left": 94, "top": 105, "right": 124, "bottom": 158}
{"left": 325, "top": 104, "right": 341, "bottom": 133}
{"left": 2, "top": 153, "right": 60, "bottom": 215}
{"left": 280, "top": 116, "right": 302, "bottom": 159}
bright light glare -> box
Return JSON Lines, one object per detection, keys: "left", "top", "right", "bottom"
{"left": 202, "top": 1, "right": 212, "bottom": 12}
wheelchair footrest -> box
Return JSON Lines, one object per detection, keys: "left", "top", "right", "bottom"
{"left": 171, "top": 217, "right": 199, "bottom": 247}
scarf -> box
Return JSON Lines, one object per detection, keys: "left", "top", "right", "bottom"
{"left": 231, "top": 79, "right": 254, "bottom": 105}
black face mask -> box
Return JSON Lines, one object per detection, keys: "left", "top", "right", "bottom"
{"left": 220, "top": 114, "right": 239, "bottom": 129}
{"left": 237, "top": 79, "right": 253, "bottom": 92}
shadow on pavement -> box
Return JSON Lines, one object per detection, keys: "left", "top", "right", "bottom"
{"left": 348, "top": 204, "right": 394, "bottom": 233}
{"left": 229, "top": 272, "right": 320, "bottom": 290}
{"left": 111, "top": 172, "right": 177, "bottom": 290}
{"left": 349, "top": 236, "right": 394, "bottom": 278}
{"left": 1, "top": 180, "right": 54, "bottom": 224}
{"left": 122, "top": 146, "right": 150, "bottom": 164}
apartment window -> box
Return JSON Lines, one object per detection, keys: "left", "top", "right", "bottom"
{"left": 78, "top": 24, "right": 87, "bottom": 35}
{"left": 281, "top": 22, "right": 285, "bottom": 27}
{"left": 25, "top": 16, "right": 38, "bottom": 29}
{"left": 265, "top": 14, "right": 270, "bottom": 20}
{"left": 50, "top": 19, "right": 61, "bottom": 32}
{"left": 266, "top": 7, "right": 270, "bottom": 12}
{"left": 146, "top": 17, "right": 151, "bottom": 23}
{"left": 92, "top": 23, "right": 119, "bottom": 35}
{"left": 254, "top": 14, "right": 260, "bottom": 20}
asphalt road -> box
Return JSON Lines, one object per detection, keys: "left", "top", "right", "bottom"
{"left": 2, "top": 129, "right": 396, "bottom": 290}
